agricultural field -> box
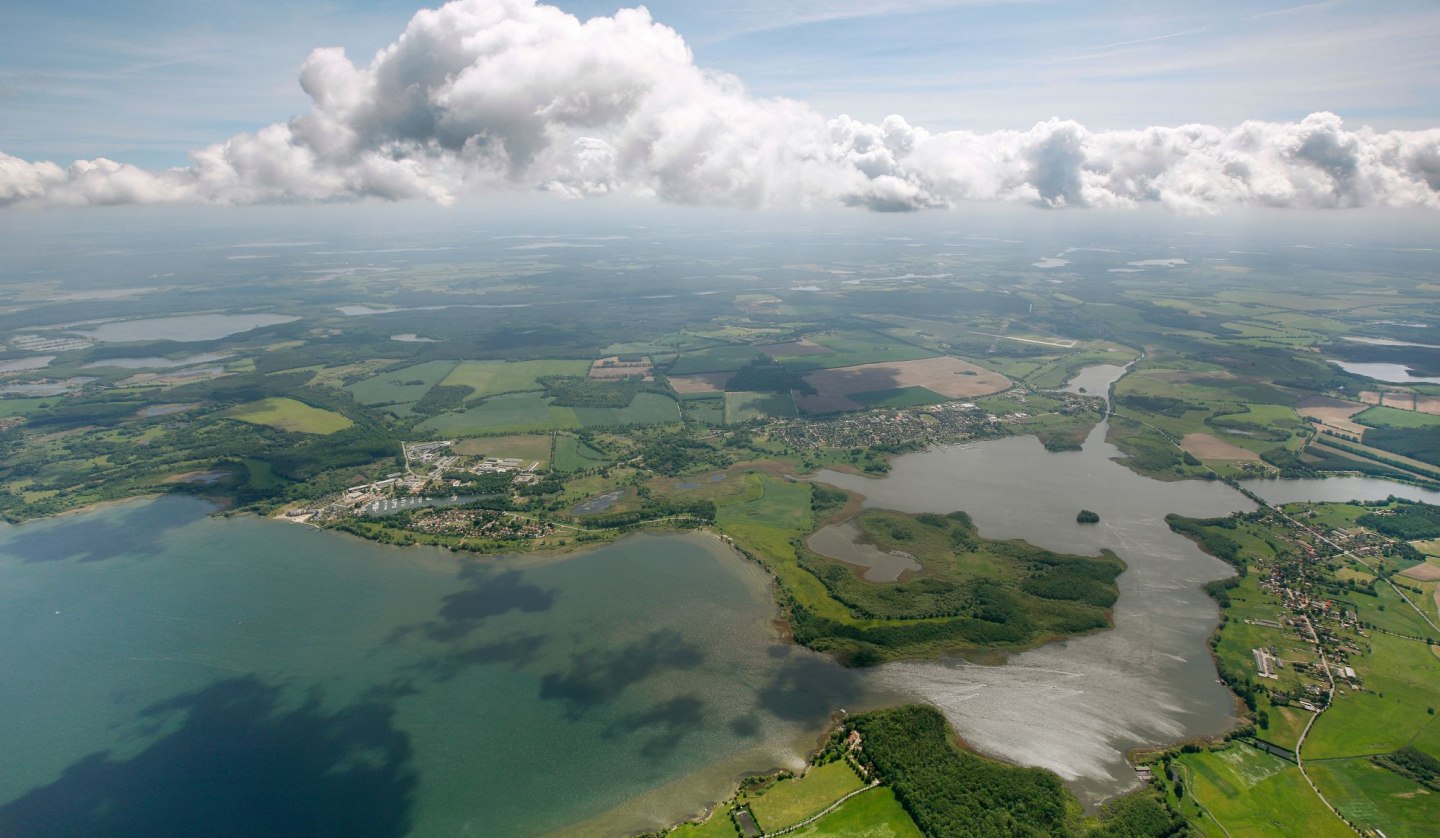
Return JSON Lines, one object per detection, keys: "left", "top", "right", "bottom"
{"left": 1304, "top": 627, "right": 1440, "bottom": 759}
{"left": 0, "top": 398, "right": 54, "bottom": 417}
{"left": 1307, "top": 757, "right": 1440, "bottom": 838}
{"left": 667, "top": 764, "right": 918, "bottom": 838}
{"left": 415, "top": 391, "right": 680, "bottom": 436}
{"left": 724, "top": 391, "right": 796, "bottom": 423}
{"left": 746, "top": 761, "right": 865, "bottom": 832}
{"left": 1171, "top": 747, "right": 1350, "bottom": 838}
{"left": 417, "top": 392, "right": 579, "bottom": 435}
{"left": 849, "top": 386, "right": 950, "bottom": 408}
{"left": 345, "top": 360, "right": 457, "bottom": 412}
{"left": 1171, "top": 502, "right": 1440, "bottom": 838}
{"left": 679, "top": 395, "right": 725, "bottom": 425}
{"left": 780, "top": 788, "right": 920, "bottom": 838}
{"left": 1355, "top": 404, "right": 1440, "bottom": 430}
{"left": 219, "top": 397, "right": 353, "bottom": 434}
{"left": 453, "top": 434, "right": 551, "bottom": 467}
{"left": 668, "top": 344, "right": 768, "bottom": 375}
{"left": 796, "top": 356, "right": 1009, "bottom": 413}
{"left": 552, "top": 434, "right": 613, "bottom": 472}
{"left": 787, "top": 331, "right": 939, "bottom": 371}
{"left": 441, "top": 359, "right": 591, "bottom": 400}
{"left": 667, "top": 372, "right": 732, "bottom": 394}
{"left": 574, "top": 392, "right": 681, "bottom": 426}
{"left": 1295, "top": 395, "right": 1369, "bottom": 438}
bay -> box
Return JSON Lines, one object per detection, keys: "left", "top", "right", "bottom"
{"left": 0, "top": 496, "right": 891, "bottom": 837}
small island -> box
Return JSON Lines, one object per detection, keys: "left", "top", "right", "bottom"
{"left": 1076, "top": 509, "right": 1100, "bottom": 524}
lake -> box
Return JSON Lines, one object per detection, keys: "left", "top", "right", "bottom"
{"left": 815, "top": 421, "right": 1251, "bottom": 804}
{"left": 0, "top": 497, "right": 895, "bottom": 837}
{"left": 1059, "top": 363, "right": 1129, "bottom": 403}
{"left": 83, "top": 352, "right": 233, "bottom": 369}
{"left": 71, "top": 314, "right": 299, "bottom": 343}
{"left": 1243, "top": 475, "right": 1440, "bottom": 505}
{"left": 0, "top": 356, "right": 54, "bottom": 372}
{"left": 1328, "top": 359, "right": 1440, "bottom": 384}
{"left": 812, "top": 364, "right": 1440, "bottom": 804}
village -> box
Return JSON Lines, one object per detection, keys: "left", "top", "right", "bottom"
{"left": 284, "top": 439, "right": 545, "bottom": 524}
{"left": 768, "top": 390, "right": 1100, "bottom": 451}
{"left": 1230, "top": 500, "right": 1438, "bottom": 729}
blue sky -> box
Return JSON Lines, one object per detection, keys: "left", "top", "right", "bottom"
{"left": 5, "top": 0, "right": 1439, "bottom": 169}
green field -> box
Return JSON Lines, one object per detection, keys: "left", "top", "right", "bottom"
{"left": 574, "top": 392, "right": 681, "bottom": 427}
{"left": 1357, "top": 404, "right": 1440, "bottom": 430}
{"left": 1304, "top": 624, "right": 1440, "bottom": 759}
{"left": 681, "top": 395, "right": 725, "bottom": 425}
{"left": 417, "top": 392, "right": 578, "bottom": 435}
{"left": 345, "top": 360, "right": 457, "bottom": 410}
{"left": 747, "top": 761, "right": 865, "bottom": 832}
{"left": 553, "top": 435, "right": 612, "bottom": 472}
{"left": 441, "top": 359, "right": 591, "bottom": 400}
{"left": 717, "top": 473, "right": 812, "bottom": 532}
{"left": 668, "top": 813, "right": 739, "bottom": 837}
{"left": 784, "top": 331, "right": 937, "bottom": 371}
{"left": 781, "top": 787, "right": 921, "bottom": 838}
{"left": 220, "top": 397, "right": 353, "bottom": 434}
{"left": 1176, "top": 747, "right": 1351, "bottom": 838}
{"left": 668, "top": 345, "right": 767, "bottom": 374}
{"left": 0, "top": 398, "right": 53, "bottom": 417}
{"left": 1308, "top": 757, "right": 1440, "bottom": 838}
{"left": 418, "top": 390, "right": 679, "bottom": 436}
{"left": 724, "top": 391, "right": 797, "bottom": 423}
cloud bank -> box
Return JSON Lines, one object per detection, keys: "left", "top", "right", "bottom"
{"left": 4, "top": 0, "right": 1439, "bottom": 213}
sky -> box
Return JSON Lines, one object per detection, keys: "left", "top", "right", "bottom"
{"left": 2, "top": 0, "right": 1439, "bottom": 213}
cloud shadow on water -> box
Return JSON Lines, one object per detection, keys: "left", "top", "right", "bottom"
{"left": 425, "top": 568, "right": 557, "bottom": 643}
{"left": 539, "top": 629, "right": 704, "bottom": 718}
{"left": 404, "top": 632, "right": 548, "bottom": 683}
{"left": 0, "top": 677, "right": 416, "bottom": 838}
{"left": 608, "top": 695, "right": 707, "bottom": 760}
{"left": 757, "top": 653, "right": 866, "bottom": 722}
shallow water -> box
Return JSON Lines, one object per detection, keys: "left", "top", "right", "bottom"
{"left": 806, "top": 520, "right": 922, "bottom": 582}
{"left": 0, "top": 497, "right": 896, "bottom": 837}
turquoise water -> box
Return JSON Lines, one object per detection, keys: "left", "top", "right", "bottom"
{"left": 0, "top": 497, "right": 886, "bottom": 837}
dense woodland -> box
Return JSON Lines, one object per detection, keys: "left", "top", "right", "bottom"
{"left": 850, "top": 705, "right": 1189, "bottom": 837}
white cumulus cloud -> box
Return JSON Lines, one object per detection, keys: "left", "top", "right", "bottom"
{"left": 3, "top": 0, "right": 1439, "bottom": 214}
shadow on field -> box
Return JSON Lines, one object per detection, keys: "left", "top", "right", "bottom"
{"left": 0, "top": 677, "right": 416, "bottom": 838}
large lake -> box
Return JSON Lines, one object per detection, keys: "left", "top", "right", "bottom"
{"left": 0, "top": 497, "right": 894, "bottom": 837}
{"left": 71, "top": 314, "right": 299, "bottom": 343}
